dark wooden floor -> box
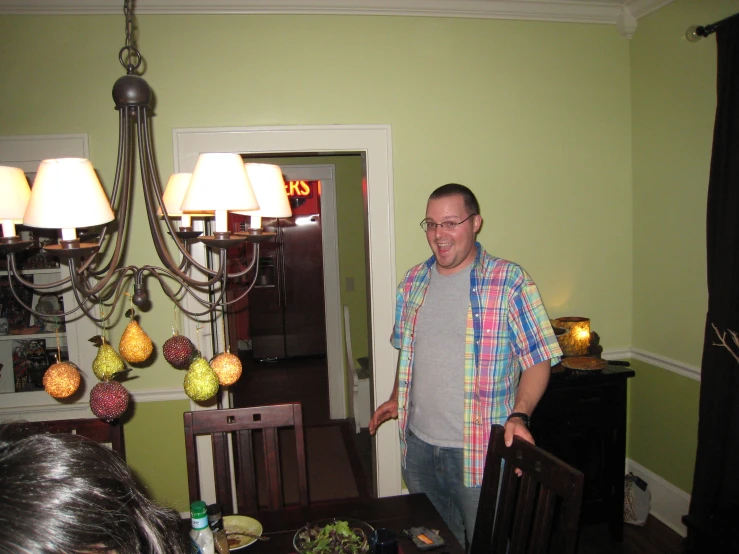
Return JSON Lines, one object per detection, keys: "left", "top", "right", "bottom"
{"left": 231, "top": 351, "right": 684, "bottom": 554}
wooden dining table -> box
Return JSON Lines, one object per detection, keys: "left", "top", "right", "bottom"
{"left": 210, "top": 493, "right": 465, "bottom": 554}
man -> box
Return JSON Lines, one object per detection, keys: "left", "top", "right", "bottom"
{"left": 369, "top": 183, "right": 561, "bottom": 548}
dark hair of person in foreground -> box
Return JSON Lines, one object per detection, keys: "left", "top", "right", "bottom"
{"left": 0, "top": 423, "right": 187, "bottom": 554}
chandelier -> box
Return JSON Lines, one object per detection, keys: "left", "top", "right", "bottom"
{"left": 0, "top": 0, "right": 291, "bottom": 325}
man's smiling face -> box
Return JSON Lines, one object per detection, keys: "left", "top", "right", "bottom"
{"left": 424, "top": 193, "right": 481, "bottom": 275}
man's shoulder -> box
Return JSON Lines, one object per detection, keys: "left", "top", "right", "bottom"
{"left": 476, "top": 246, "right": 525, "bottom": 277}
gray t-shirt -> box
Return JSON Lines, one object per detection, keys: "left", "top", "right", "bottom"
{"left": 408, "top": 262, "right": 472, "bottom": 448}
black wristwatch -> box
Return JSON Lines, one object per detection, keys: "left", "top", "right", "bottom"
{"left": 506, "top": 412, "right": 531, "bottom": 429}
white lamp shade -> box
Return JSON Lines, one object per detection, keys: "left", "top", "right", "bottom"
{"left": 158, "top": 173, "right": 212, "bottom": 217}
{"left": 23, "top": 158, "right": 115, "bottom": 229}
{"left": 180, "top": 153, "right": 259, "bottom": 213}
{"left": 234, "top": 163, "right": 292, "bottom": 218}
{"left": 0, "top": 166, "right": 31, "bottom": 222}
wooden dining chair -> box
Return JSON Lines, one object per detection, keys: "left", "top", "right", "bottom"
{"left": 23, "top": 418, "right": 126, "bottom": 460}
{"left": 470, "top": 424, "right": 584, "bottom": 554}
{"left": 183, "top": 403, "right": 309, "bottom": 514}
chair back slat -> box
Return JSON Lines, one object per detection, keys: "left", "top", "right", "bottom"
{"left": 491, "top": 464, "right": 518, "bottom": 551}
{"left": 262, "top": 426, "right": 282, "bottom": 509}
{"left": 212, "top": 431, "right": 234, "bottom": 512}
{"left": 528, "top": 488, "right": 556, "bottom": 553}
{"left": 235, "top": 429, "right": 258, "bottom": 513}
{"left": 470, "top": 425, "right": 584, "bottom": 554}
{"left": 510, "top": 474, "right": 538, "bottom": 554}
{"left": 26, "top": 418, "right": 125, "bottom": 460}
{"left": 183, "top": 403, "right": 309, "bottom": 513}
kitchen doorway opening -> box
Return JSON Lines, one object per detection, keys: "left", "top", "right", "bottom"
{"left": 174, "top": 125, "right": 401, "bottom": 498}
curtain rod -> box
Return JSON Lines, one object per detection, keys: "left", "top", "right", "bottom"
{"left": 686, "top": 12, "right": 739, "bottom": 42}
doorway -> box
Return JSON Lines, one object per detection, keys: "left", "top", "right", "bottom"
{"left": 226, "top": 161, "right": 351, "bottom": 422}
{"left": 175, "top": 125, "right": 401, "bottom": 498}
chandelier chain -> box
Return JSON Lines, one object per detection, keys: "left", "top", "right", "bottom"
{"left": 119, "top": 0, "right": 142, "bottom": 75}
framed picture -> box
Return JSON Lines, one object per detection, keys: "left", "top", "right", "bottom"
{"left": 0, "top": 275, "right": 34, "bottom": 331}
{"left": 13, "top": 338, "right": 49, "bottom": 392}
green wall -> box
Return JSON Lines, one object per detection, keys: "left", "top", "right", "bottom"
{"left": 628, "top": 0, "right": 739, "bottom": 492}
{"left": 0, "top": 3, "right": 721, "bottom": 505}
{"left": 626, "top": 361, "right": 699, "bottom": 492}
{"left": 124, "top": 399, "right": 191, "bottom": 512}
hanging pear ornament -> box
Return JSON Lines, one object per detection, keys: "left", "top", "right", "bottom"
{"left": 211, "top": 352, "right": 243, "bottom": 386}
{"left": 163, "top": 329, "right": 196, "bottom": 369}
{"left": 119, "top": 309, "right": 153, "bottom": 363}
{"left": 184, "top": 356, "right": 220, "bottom": 401}
{"left": 90, "top": 380, "right": 130, "bottom": 421}
{"left": 43, "top": 362, "right": 81, "bottom": 399}
{"left": 90, "top": 335, "right": 126, "bottom": 380}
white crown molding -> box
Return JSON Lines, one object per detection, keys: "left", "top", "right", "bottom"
{"left": 0, "top": 0, "right": 674, "bottom": 26}
{"left": 603, "top": 347, "right": 701, "bottom": 382}
{"left": 625, "top": 0, "right": 674, "bottom": 19}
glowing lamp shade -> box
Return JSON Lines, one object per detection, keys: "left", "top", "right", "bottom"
{"left": 234, "top": 163, "right": 292, "bottom": 229}
{"left": 0, "top": 166, "right": 31, "bottom": 238}
{"left": 159, "top": 173, "right": 193, "bottom": 217}
{"left": 23, "top": 158, "right": 115, "bottom": 241}
{"left": 180, "top": 153, "right": 259, "bottom": 233}
{"left": 158, "top": 173, "right": 211, "bottom": 227}
{"left": 554, "top": 317, "right": 591, "bottom": 357}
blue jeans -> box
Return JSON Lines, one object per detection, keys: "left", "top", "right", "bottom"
{"left": 402, "top": 431, "right": 481, "bottom": 549}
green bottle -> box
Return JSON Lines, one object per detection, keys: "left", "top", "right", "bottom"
{"left": 190, "top": 500, "right": 215, "bottom": 554}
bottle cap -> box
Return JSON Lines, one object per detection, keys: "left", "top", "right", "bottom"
{"left": 190, "top": 500, "right": 207, "bottom": 519}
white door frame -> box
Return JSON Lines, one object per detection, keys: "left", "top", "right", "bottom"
{"left": 174, "top": 125, "right": 400, "bottom": 497}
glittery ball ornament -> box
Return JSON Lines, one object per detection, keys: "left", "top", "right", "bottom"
{"left": 184, "top": 357, "right": 220, "bottom": 402}
{"left": 210, "top": 352, "right": 243, "bottom": 386}
{"left": 90, "top": 381, "right": 130, "bottom": 421}
{"left": 162, "top": 334, "right": 196, "bottom": 369}
{"left": 43, "top": 362, "right": 81, "bottom": 399}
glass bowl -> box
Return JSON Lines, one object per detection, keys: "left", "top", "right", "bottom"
{"left": 293, "top": 517, "right": 374, "bottom": 554}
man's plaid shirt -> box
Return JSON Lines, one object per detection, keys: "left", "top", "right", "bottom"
{"left": 392, "top": 243, "right": 562, "bottom": 486}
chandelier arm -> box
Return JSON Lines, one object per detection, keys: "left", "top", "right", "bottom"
{"left": 137, "top": 109, "right": 220, "bottom": 278}
{"left": 217, "top": 260, "right": 262, "bottom": 310}
{"left": 67, "top": 253, "right": 134, "bottom": 304}
{"left": 69, "top": 267, "right": 133, "bottom": 324}
{"left": 77, "top": 266, "right": 132, "bottom": 305}
{"left": 84, "top": 115, "right": 136, "bottom": 277}
{"left": 139, "top": 265, "right": 232, "bottom": 317}
{"left": 76, "top": 108, "right": 128, "bottom": 275}
{"left": 216, "top": 242, "right": 262, "bottom": 280}
{"left": 7, "top": 254, "right": 72, "bottom": 290}
{"left": 4, "top": 265, "right": 84, "bottom": 320}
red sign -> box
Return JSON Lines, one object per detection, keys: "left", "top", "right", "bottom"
{"left": 285, "top": 180, "right": 315, "bottom": 198}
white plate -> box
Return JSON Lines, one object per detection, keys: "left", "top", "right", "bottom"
{"left": 223, "top": 515, "right": 263, "bottom": 551}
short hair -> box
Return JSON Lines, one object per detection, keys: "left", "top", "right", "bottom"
{"left": 0, "top": 425, "right": 187, "bottom": 554}
{"left": 428, "top": 183, "right": 480, "bottom": 215}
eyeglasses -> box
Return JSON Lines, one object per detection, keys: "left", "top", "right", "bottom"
{"left": 419, "top": 213, "right": 477, "bottom": 232}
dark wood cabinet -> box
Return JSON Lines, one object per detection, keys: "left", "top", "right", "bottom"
{"left": 530, "top": 364, "right": 635, "bottom": 541}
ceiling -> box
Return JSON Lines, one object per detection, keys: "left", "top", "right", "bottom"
{"left": 0, "top": 0, "right": 675, "bottom": 32}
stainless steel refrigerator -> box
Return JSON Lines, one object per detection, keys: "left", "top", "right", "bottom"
{"left": 249, "top": 215, "right": 327, "bottom": 360}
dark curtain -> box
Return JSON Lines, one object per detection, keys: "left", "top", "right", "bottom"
{"left": 688, "top": 17, "right": 739, "bottom": 534}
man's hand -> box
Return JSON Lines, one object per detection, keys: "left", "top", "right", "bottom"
{"left": 368, "top": 398, "right": 398, "bottom": 435}
{"left": 504, "top": 417, "right": 534, "bottom": 447}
